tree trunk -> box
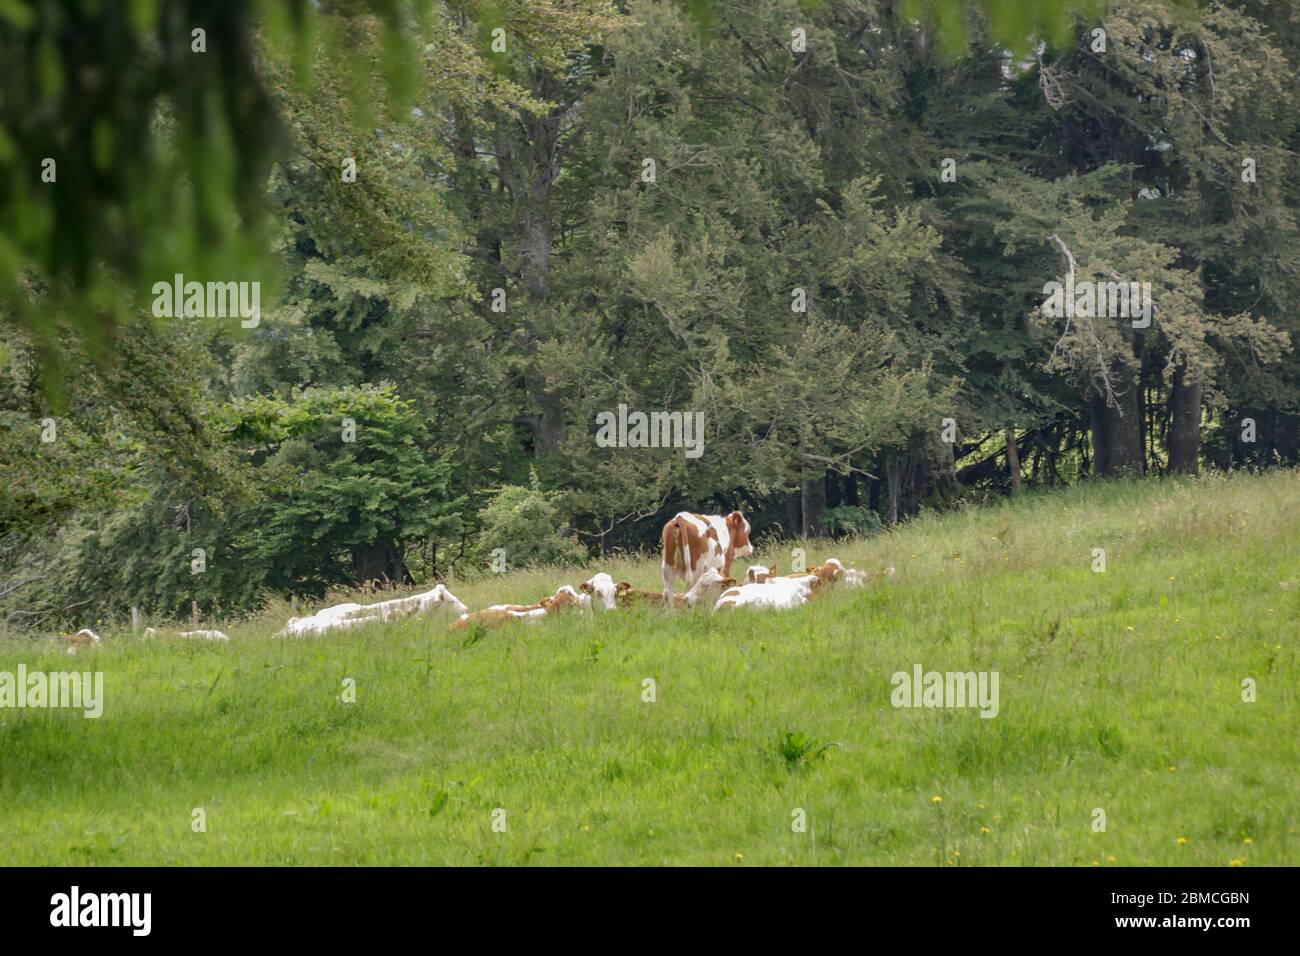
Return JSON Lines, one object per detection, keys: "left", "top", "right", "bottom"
{"left": 1005, "top": 427, "right": 1022, "bottom": 494}
{"left": 800, "top": 470, "right": 827, "bottom": 537}
{"left": 885, "top": 454, "right": 901, "bottom": 526}
{"left": 496, "top": 83, "right": 567, "bottom": 458}
{"left": 1089, "top": 384, "right": 1144, "bottom": 478}
{"left": 352, "top": 543, "right": 411, "bottom": 587}
{"left": 1167, "top": 362, "right": 1202, "bottom": 475}
{"left": 784, "top": 491, "right": 803, "bottom": 537}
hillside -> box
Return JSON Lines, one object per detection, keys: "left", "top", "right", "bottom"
{"left": 0, "top": 472, "right": 1296, "bottom": 865}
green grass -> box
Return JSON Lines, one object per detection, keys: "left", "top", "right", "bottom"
{"left": 1, "top": 472, "right": 1296, "bottom": 865}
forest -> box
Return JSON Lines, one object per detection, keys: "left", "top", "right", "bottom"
{"left": 1, "top": 0, "right": 1296, "bottom": 626}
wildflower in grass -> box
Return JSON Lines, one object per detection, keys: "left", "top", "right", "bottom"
{"left": 1107, "top": 856, "right": 1116, "bottom": 863}
{"left": 733, "top": 853, "right": 744, "bottom": 862}
{"left": 1229, "top": 859, "right": 1244, "bottom": 867}
{"left": 932, "top": 795, "right": 942, "bottom": 804}
{"left": 980, "top": 827, "right": 990, "bottom": 834}
{"left": 1243, "top": 837, "right": 1253, "bottom": 845}
{"left": 1092, "top": 860, "right": 1100, "bottom": 866}
{"left": 1168, "top": 766, "right": 1177, "bottom": 772}
{"left": 1126, "top": 626, "right": 1134, "bottom": 631}
{"left": 1177, "top": 836, "right": 1188, "bottom": 845}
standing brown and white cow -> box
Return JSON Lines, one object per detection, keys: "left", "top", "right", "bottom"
{"left": 660, "top": 511, "right": 754, "bottom": 601}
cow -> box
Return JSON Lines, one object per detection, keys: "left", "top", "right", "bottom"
{"left": 617, "top": 567, "right": 735, "bottom": 609}
{"left": 579, "top": 573, "right": 619, "bottom": 610}
{"left": 844, "top": 565, "right": 896, "bottom": 587}
{"left": 65, "top": 628, "right": 101, "bottom": 654}
{"left": 450, "top": 584, "right": 591, "bottom": 632}
{"left": 746, "top": 564, "right": 777, "bottom": 584}
{"left": 142, "top": 627, "right": 228, "bottom": 640}
{"left": 278, "top": 583, "right": 468, "bottom": 637}
{"left": 790, "top": 559, "right": 845, "bottom": 592}
{"left": 180, "top": 629, "right": 230, "bottom": 641}
{"left": 660, "top": 510, "right": 754, "bottom": 602}
{"left": 713, "top": 577, "right": 810, "bottom": 612}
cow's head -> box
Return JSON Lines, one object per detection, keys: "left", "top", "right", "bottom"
{"left": 580, "top": 573, "right": 618, "bottom": 610}
{"left": 818, "top": 558, "right": 845, "bottom": 583}
{"left": 550, "top": 585, "right": 591, "bottom": 611}
{"left": 727, "top": 511, "right": 754, "bottom": 558}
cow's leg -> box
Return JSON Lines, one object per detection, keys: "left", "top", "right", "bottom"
{"left": 662, "top": 563, "right": 676, "bottom": 603}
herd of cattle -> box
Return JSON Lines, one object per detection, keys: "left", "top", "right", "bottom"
{"left": 61, "top": 511, "right": 892, "bottom": 648}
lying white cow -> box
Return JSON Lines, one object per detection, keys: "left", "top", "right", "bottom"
{"left": 713, "top": 576, "right": 810, "bottom": 612}
{"left": 143, "top": 627, "right": 229, "bottom": 641}
{"left": 844, "top": 565, "right": 895, "bottom": 587}
{"left": 181, "top": 629, "right": 229, "bottom": 641}
{"left": 278, "top": 583, "right": 468, "bottom": 637}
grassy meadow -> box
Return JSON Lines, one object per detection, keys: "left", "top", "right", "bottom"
{"left": 0, "top": 472, "right": 1296, "bottom": 865}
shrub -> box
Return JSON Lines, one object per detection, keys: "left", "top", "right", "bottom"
{"left": 823, "top": 504, "right": 883, "bottom": 538}
{"left": 469, "top": 470, "right": 587, "bottom": 570}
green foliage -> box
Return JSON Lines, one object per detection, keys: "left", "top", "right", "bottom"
{"left": 469, "top": 470, "right": 587, "bottom": 570}
{"left": 823, "top": 505, "right": 883, "bottom": 538}
{"left": 3, "top": 0, "right": 1298, "bottom": 621}
{"left": 223, "top": 384, "right": 465, "bottom": 590}
{"left": 773, "top": 729, "right": 837, "bottom": 769}
{"left": 0, "top": 0, "right": 433, "bottom": 385}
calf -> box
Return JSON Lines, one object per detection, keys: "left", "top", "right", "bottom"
{"left": 713, "top": 577, "right": 810, "bottom": 612}
{"left": 65, "top": 628, "right": 101, "bottom": 655}
{"left": 617, "top": 567, "right": 735, "bottom": 609}
{"left": 279, "top": 583, "right": 468, "bottom": 637}
{"left": 144, "top": 626, "right": 230, "bottom": 641}
{"left": 788, "top": 559, "right": 845, "bottom": 593}
{"left": 660, "top": 510, "right": 754, "bottom": 601}
{"left": 180, "top": 629, "right": 230, "bottom": 641}
{"left": 745, "top": 560, "right": 841, "bottom": 591}
{"left": 844, "top": 565, "right": 896, "bottom": 587}
{"left": 579, "top": 573, "right": 618, "bottom": 610}
{"left": 450, "top": 585, "right": 590, "bottom": 632}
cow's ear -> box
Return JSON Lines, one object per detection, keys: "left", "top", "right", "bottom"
{"left": 616, "top": 581, "right": 632, "bottom": 592}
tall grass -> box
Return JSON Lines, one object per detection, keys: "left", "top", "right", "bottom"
{"left": 0, "top": 471, "right": 1295, "bottom": 865}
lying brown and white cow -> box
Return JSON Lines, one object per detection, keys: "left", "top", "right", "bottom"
{"left": 660, "top": 510, "right": 754, "bottom": 602}
{"left": 65, "top": 628, "right": 101, "bottom": 655}
{"left": 449, "top": 585, "right": 591, "bottom": 632}
{"left": 746, "top": 560, "right": 843, "bottom": 589}
{"left": 617, "top": 567, "right": 736, "bottom": 609}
